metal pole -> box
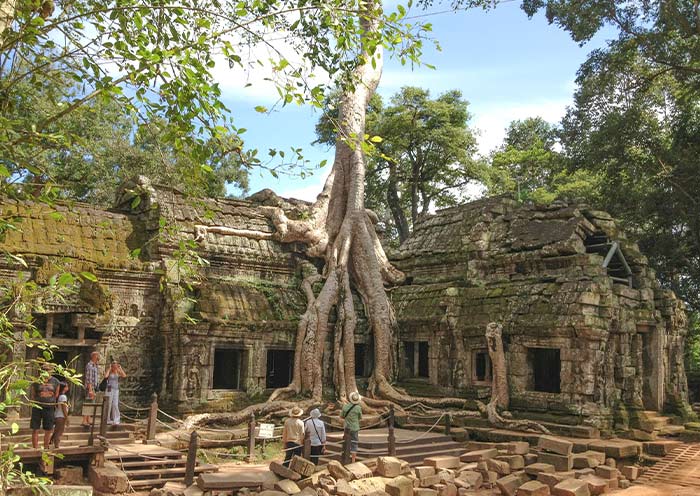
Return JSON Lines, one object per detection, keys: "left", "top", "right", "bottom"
{"left": 184, "top": 431, "right": 198, "bottom": 486}
{"left": 246, "top": 413, "right": 256, "bottom": 463}
{"left": 388, "top": 405, "right": 396, "bottom": 456}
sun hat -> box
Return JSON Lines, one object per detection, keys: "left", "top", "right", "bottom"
{"left": 290, "top": 406, "right": 304, "bottom": 417}
{"left": 349, "top": 391, "right": 361, "bottom": 405}
{"left": 310, "top": 408, "right": 321, "bottom": 419}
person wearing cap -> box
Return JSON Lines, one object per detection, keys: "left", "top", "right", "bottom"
{"left": 304, "top": 408, "right": 327, "bottom": 465}
{"left": 53, "top": 382, "right": 70, "bottom": 448}
{"left": 30, "top": 363, "right": 60, "bottom": 449}
{"left": 281, "top": 406, "right": 305, "bottom": 467}
{"left": 341, "top": 391, "right": 362, "bottom": 463}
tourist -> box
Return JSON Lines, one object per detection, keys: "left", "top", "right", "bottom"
{"left": 30, "top": 363, "right": 60, "bottom": 449}
{"left": 82, "top": 351, "right": 100, "bottom": 428}
{"left": 53, "top": 382, "right": 70, "bottom": 448}
{"left": 281, "top": 406, "right": 304, "bottom": 468}
{"left": 341, "top": 391, "right": 362, "bottom": 463}
{"left": 304, "top": 408, "right": 326, "bottom": 465}
{"left": 104, "top": 360, "right": 127, "bottom": 425}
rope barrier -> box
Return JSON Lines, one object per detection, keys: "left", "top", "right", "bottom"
{"left": 118, "top": 400, "right": 151, "bottom": 412}
{"left": 395, "top": 413, "right": 446, "bottom": 444}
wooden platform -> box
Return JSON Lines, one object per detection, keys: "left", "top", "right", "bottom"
{"left": 15, "top": 445, "right": 104, "bottom": 464}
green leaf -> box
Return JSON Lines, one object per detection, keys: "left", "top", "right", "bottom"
{"left": 11, "top": 422, "right": 19, "bottom": 434}
{"left": 131, "top": 195, "right": 141, "bottom": 209}
{"left": 254, "top": 106, "right": 268, "bottom": 113}
{"left": 79, "top": 271, "right": 98, "bottom": 282}
{"left": 57, "top": 272, "right": 74, "bottom": 286}
{"left": 370, "top": 136, "right": 383, "bottom": 143}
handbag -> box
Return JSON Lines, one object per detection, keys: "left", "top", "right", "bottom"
{"left": 98, "top": 378, "right": 107, "bottom": 392}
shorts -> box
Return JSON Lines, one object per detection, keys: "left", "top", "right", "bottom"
{"left": 347, "top": 429, "right": 359, "bottom": 453}
{"left": 81, "top": 391, "right": 103, "bottom": 415}
{"left": 30, "top": 406, "right": 55, "bottom": 431}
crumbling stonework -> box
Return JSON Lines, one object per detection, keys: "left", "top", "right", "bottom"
{"left": 0, "top": 183, "right": 690, "bottom": 429}
{"left": 391, "top": 197, "right": 690, "bottom": 431}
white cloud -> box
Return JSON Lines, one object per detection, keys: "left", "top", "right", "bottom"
{"left": 276, "top": 166, "right": 331, "bottom": 202}
{"left": 471, "top": 99, "right": 571, "bottom": 155}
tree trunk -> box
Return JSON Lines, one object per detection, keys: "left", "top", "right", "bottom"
{"left": 387, "top": 160, "right": 410, "bottom": 243}
{"left": 0, "top": 0, "right": 17, "bottom": 41}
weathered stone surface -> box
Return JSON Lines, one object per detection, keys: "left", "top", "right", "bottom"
{"left": 270, "top": 461, "right": 302, "bottom": 481}
{"left": 524, "top": 464, "right": 556, "bottom": 477}
{"left": 497, "top": 455, "right": 525, "bottom": 470}
{"left": 495, "top": 473, "right": 529, "bottom": 496}
{"left": 572, "top": 454, "right": 599, "bottom": 469}
{"left": 537, "top": 472, "right": 571, "bottom": 489}
{"left": 507, "top": 442, "right": 530, "bottom": 455}
{"left": 349, "top": 477, "right": 387, "bottom": 494}
{"left": 413, "top": 490, "right": 438, "bottom": 496}
{"left": 377, "top": 457, "right": 404, "bottom": 478}
{"left": 593, "top": 466, "right": 619, "bottom": 480}
{"left": 424, "top": 456, "right": 460, "bottom": 470}
{"left": 587, "top": 440, "right": 640, "bottom": 459}
{"left": 551, "top": 479, "right": 590, "bottom": 496}
{"left": 49, "top": 487, "right": 93, "bottom": 496}
{"left": 345, "top": 462, "right": 373, "bottom": 480}
{"left": 55, "top": 466, "right": 84, "bottom": 485}
{"left": 538, "top": 436, "right": 573, "bottom": 456}
{"left": 577, "top": 475, "right": 608, "bottom": 496}
{"left": 88, "top": 464, "right": 128, "bottom": 494}
{"left": 385, "top": 476, "right": 413, "bottom": 496}
{"left": 643, "top": 440, "right": 683, "bottom": 456}
{"left": 456, "top": 471, "right": 482, "bottom": 490}
{"left": 414, "top": 467, "right": 436, "bottom": 479}
{"left": 619, "top": 465, "right": 638, "bottom": 481}
{"left": 336, "top": 479, "right": 356, "bottom": 496}
{"left": 486, "top": 458, "right": 511, "bottom": 476}
{"left": 290, "top": 456, "right": 316, "bottom": 478}
{"left": 419, "top": 474, "right": 442, "bottom": 487}
{"left": 524, "top": 454, "right": 538, "bottom": 466}
{"left": 275, "top": 480, "right": 301, "bottom": 495}
{"left": 538, "top": 453, "right": 573, "bottom": 472}
{"left": 460, "top": 449, "right": 498, "bottom": 462}
{"left": 516, "top": 480, "right": 550, "bottom": 496}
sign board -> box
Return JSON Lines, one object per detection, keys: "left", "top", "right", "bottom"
{"left": 258, "top": 423, "right": 275, "bottom": 439}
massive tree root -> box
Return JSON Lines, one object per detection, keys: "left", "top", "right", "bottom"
{"left": 478, "top": 322, "right": 550, "bottom": 434}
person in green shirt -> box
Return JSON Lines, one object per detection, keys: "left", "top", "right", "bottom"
{"left": 341, "top": 391, "right": 362, "bottom": 463}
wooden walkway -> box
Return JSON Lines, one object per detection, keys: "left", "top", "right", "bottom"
{"left": 637, "top": 443, "right": 700, "bottom": 489}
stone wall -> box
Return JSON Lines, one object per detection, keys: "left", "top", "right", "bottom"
{"left": 391, "top": 197, "right": 690, "bottom": 430}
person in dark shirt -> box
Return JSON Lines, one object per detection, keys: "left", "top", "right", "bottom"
{"left": 30, "top": 363, "right": 60, "bottom": 449}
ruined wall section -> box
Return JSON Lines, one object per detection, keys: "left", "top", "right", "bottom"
{"left": 0, "top": 198, "right": 162, "bottom": 406}
{"left": 392, "top": 198, "right": 690, "bottom": 431}
{"left": 117, "top": 180, "right": 309, "bottom": 412}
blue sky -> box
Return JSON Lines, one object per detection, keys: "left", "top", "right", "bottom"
{"left": 220, "top": 2, "right": 614, "bottom": 201}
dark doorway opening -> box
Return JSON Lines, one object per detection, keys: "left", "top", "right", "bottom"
{"left": 403, "top": 342, "right": 415, "bottom": 377}
{"left": 529, "top": 348, "right": 561, "bottom": 393}
{"left": 473, "top": 349, "right": 492, "bottom": 383}
{"left": 266, "top": 349, "right": 294, "bottom": 389}
{"left": 417, "top": 342, "right": 429, "bottom": 378}
{"left": 355, "top": 344, "right": 366, "bottom": 377}
{"left": 213, "top": 349, "right": 241, "bottom": 389}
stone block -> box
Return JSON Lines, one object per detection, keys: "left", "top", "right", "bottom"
{"left": 48, "top": 487, "right": 93, "bottom": 496}
{"left": 619, "top": 479, "right": 631, "bottom": 489}
{"left": 377, "top": 457, "right": 403, "bottom": 478}
{"left": 538, "top": 436, "right": 573, "bottom": 456}
{"left": 88, "top": 464, "right": 128, "bottom": 494}
{"left": 413, "top": 490, "right": 437, "bottom": 496}
{"left": 55, "top": 466, "right": 84, "bottom": 485}
{"left": 386, "top": 476, "right": 413, "bottom": 496}
{"left": 297, "top": 489, "right": 317, "bottom": 496}
{"left": 414, "top": 466, "right": 436, "bottom": 479}
{"left": 537, "top": 473, "right": 571, "bottom": 489}
{"left": 572, "top": 454, "right": 598, "bottom": 469}
{"left": 524, "top": 454, "right": 538, "bottom": 466}
{"left": 275, "top": 480, "right": 301, "bottom": 495}
{"left": 552, "top": 479, "right": 590, "bottom": 496}
{"left": 524, "top": 464, "right": 556, "bottom": 477}
{"left": 456, "top": 471, "right": 482, "bottom": 490}
{"left": 573, "top": 469, "right": 594, "bottom": 478}
{"left": 495, "top": 473, "right": 527, "bottom": 496}
{"left": 497, "top": 455, "right": 525, "bottom": 470}
{"left": 270, "top": 461, "right": 302, "bottom": 481}
{"left": 345, "top": 462, "right": 373, "bottom": 480}
{"left": 419, "top": 474, "right": 441, "bottom": 487}
{"left": 290, "top": 456, "right": 316, "bottom": 478}
{"left": 537, "top": 453, "right": 573, "bottom": 472}
{"left": 436, "top": 483, "right": 457, "bottom": 496}
{"left": 424, "top": 456, "right": 460, "bottom": 470}
{"left": 487, "top": 458, "right": 511, "bottom": 476}
{"left": 483, "top": 471, "right": 499, "bottom": 484}
{"left": 582, "top": 451, "right": 605, "bottom": 465}
{"left": 460, "top": 449, "right": 498, "bottom": 462}
{"left": 593, "top": 466, "right": 618, "bottom": 480}
{"left": 507, "top": 442, "right": 530, "bottom": 455}
{"left": 349, "top": 477, "right": 387, "bottom": 494}
{"left": 642, "top": 440, "right": 683, "bottom": 457}
{"left": 336, "top": 479, "right": 356, "bottom": 496}
{"left": 516, "top": 480, "right": 551, "bottom": 496}
{"left": 437, "top": 471, "right": 455, "bottom": 484}
{"left": 620, "top": 465, "right": 638, "bottom": 481}
{"left": 577, "top": 475, "right": 608, "bottom": 496}
{"left": 587, "top": 440, "right": 640, "bottom": 459}
{"left": 604, "top": 459, "right": 615, "bottom": 468}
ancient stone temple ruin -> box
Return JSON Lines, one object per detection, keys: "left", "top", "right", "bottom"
{"left": 0, "top": 177, "right": 690, "bottom": 433}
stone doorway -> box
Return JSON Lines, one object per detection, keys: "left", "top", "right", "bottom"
{"left": 403, "top": 341, "right": 429, "bottom": 379}
{"left": 641, "top": 329, "right": 664, "bottom": 411}
{"left": 266, "top": 349, "right": 294, "bottom": 389}
{"left": 528, "top": 347, "right": 561, "bottom": 393}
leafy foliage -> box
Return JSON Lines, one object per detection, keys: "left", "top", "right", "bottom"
{"left": 317, "top": 86, "right": 485, "bottom": 243}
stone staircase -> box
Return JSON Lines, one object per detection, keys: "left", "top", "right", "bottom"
{"left": 642, "top": 410, "right": 685, "bottom": 436}
{"left": 320, "top": 427, "right": 465, "bottom": 466}
{"left": 106, "top": 445, "right": 218, "bottom": 491}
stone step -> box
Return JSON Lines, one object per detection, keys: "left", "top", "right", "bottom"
{"left": 657, "top": 425, "right": 685, "bottom": 436}
{"left": 125, "top": 464, "right": 218, "bottom": 480}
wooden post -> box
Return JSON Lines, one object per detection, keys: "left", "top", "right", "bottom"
{"left": 246, "top": 413, "right": 256, "bottom": 463}
{"left": 99, "top": 395, "right": 111, "bottom": 438}
{"left": 341, "top": 428, "right": 351, "bottom": 465}
{"left": 184, "top": 431, "right": 198, "bottom": 486}
{"left": 303, "top": 430, "right": 311, "bottom": 460}
{"left": 146, "top": 393, "right": 158, "bottom": 443}
{"left": 388, "top": 405, "right": 396, "bottom": 456}
{"left": 444, "top": 413, "right": 451, "bottom": 436}
{"left": 88, "top": 398, "right": 100, "bottom": 446}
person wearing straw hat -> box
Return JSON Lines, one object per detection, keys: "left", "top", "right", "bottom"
{"left": 341, "top": 391, "right": 362, "bottom": 463}
{"left": 281, "top": 406, "right": 305, "bottom": 467}
{"left": 304, "top": 408, "right": 327, "bottom": 465}
{"left": 30, "top": 363, "right": 60, "bottom": 449}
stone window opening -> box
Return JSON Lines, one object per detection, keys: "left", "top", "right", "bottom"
{"left": 354, "top": 343, "right": 373, "bottom": 377}
{"left": 403, "top": 341, "right": 429, "bottom": 379}
{"left": 472, "top": 349, "right": 492, "bottom": 384}
{"left": 528, "top": 347, "right": 561, "bottom": 393}
{"left": 584, "top": 233, "right": 633, "bottom": 287}
{"left": 266, "top": 349, "right": 294, "bottom": 389}
{"left": 212, "top": 348, "right": 242, "bottom": 390}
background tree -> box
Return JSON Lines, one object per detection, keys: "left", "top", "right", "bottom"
{"left": 317, "top": 86, "right": 484, "bottom": 244}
